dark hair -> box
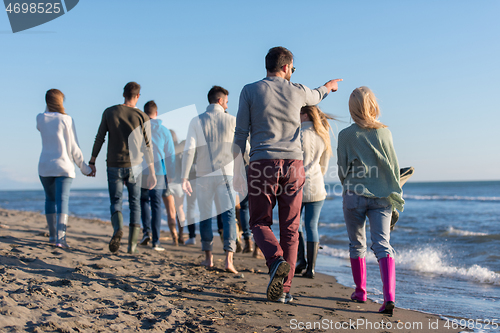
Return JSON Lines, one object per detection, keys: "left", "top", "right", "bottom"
{"left": 207, "top": 85, "right": 229, "bottom": 104}
{"left": 123, "top": 81, "right": 141, "bottom": 100}
{"left": 45, "top": 89, "right": 65, "bottom": 114}
{"left": 265, "top": 46, "right": 293, "bottom": 73}
{"left": 144, "top": 100, "right": 157, "bottom": 117}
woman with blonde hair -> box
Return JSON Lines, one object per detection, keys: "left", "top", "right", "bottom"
{"left": 295, "top": 105, "right": 334, "bottom": 279}
{"left": 337, "top": 86, "right": 404, "bottom": 315}
{"left": 37, "top": 89, "right": 91, "bottom": 248}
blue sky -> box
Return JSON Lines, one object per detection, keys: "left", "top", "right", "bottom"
{"left": 1, "top": 1, "right": 499, "bottom": 190}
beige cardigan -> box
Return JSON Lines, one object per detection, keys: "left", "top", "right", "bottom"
{"left": 301, "top": 121, "right": 329, "bottom": 202}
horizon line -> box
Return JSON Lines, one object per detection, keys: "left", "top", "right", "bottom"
{"left": 1, "top": 179, "right": 499, "bottom": 192}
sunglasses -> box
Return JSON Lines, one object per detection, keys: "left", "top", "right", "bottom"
{"left": 283, "top": 65, "right": 296, "bottom": 73}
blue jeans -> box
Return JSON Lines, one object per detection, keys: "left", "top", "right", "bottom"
{"left": 141, "top": 175, "right": 165, "bottom": 246}
{"left": 343, "top": 191, "right": 394, "bottom": 260}
{"left": 107, "top": 167, "right": 142, "bottom": 228}
{"left": 196, "top": 175, "right": 237, "bottom": 252}
{"left": 39, "top": 176, "right": 73, "bottom": 215}
{"left": 239, "top": 195, "right": 251, "bottom": 240}
{"left": 298, "top": 200, "right": 324, "bottom": 243}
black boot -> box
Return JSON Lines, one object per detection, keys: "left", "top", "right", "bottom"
{"left": 295, "top": 232, "right": 307, "bottom": 274}
{"left": 303, "top": 242, "right": 319, "bottom": 279}
{"left": 109, "top": 212, "right": 124, "bottom": 253}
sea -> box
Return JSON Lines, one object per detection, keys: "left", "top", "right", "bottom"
{"left": 1, "top": 181, "right": 499, "bottom": 327}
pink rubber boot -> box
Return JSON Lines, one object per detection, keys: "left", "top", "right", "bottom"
{"left": 350, "top": 257, "right": 367, "bottom": 302}
{"left": 378, "top": 255, "right": 396, "bottom": 315}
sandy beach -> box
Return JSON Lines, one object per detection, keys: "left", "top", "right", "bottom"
{"left": 0, "top": 208, "right": 465, "bottom": 333}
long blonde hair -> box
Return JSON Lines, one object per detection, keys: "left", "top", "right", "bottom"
{"left": 348, "top": 86, "right": 386, "bottom": 129}
{"left": 45, "top": 89, "right": 66, "bottom": 114}
{"left": 300, "top": 105, "right": 335, "bottom": 156}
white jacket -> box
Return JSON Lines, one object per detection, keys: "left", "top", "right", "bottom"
{"left": 37, "top": 110, "right": 91, "bottom": 178}
{"left": 301, "top": 121, "right": 329, "bottom": 202}
{"left": 182, "top": 104, "right": 235, "bottom": 178}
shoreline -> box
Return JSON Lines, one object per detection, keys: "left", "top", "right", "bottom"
{"left": 0, "top": 208, "right": 465, "bottom": 332}
{"left": 0, "top": 208, "right": 467, "bottom": 322}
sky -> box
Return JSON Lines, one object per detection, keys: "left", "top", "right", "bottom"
{"left": 1, "top": 0, "right": 499, "bottom": 190}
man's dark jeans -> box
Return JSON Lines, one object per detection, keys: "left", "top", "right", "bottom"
{"left": 248, "top": 159, "right": 305, "bottom": 293}
{"left": 107, "top": 167, "right": 142, "bottom": 228}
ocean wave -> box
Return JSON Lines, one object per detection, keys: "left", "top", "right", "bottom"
{"left": 403, "top": 194, "right": 500, "bottom": 202}
{"left": 397, "top": 249, "right": 500, "bottom": 285}
{"left": 70, "top": 192, "right": 108, "bottom": 198}
{"left": 318, "top": 222, "right": 345, "bottom": 228}
{"left": 320, "top": 245, "right": 500, "bottom": 285}
{"left": 446, "top": 226, "right": 488, "bottom": 237}
{"left": 319, "top": 246, "right": 350, "bottom": 259}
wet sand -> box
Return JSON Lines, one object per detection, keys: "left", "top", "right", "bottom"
{"left": 0, "top": 208, "right": 464, "bottom": 332}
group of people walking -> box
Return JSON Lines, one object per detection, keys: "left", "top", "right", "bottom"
{"left": 37, "top": 46, "right": 404, "bottom": 315}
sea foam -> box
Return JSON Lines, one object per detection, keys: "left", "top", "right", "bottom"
{"left": 397, "top": 249, "right": 500, "bottom": 285}
{"left": 319, "top": 246, "right": 350, "bottom": 260}
{"left": 446, "top": 226, "right": 488, "bottom": 237}
{"left": 403, "top": 194, "right": 500, "bottom": 202}
{"left": 70, "top": 191, "right": 109, "bottom": 198}
{"left": 318, "top": 222, "right": 345, "bottom": 228}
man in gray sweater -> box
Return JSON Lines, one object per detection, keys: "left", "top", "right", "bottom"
{"left": 233, "top": 47, "right": 342, "bottom": 302}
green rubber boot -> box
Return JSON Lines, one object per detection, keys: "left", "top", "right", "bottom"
{"left": 127, "top": 225, "right": 141, "bottom": 254}
{"left": 109, "top": 212, "right": 124, "bottom": 253}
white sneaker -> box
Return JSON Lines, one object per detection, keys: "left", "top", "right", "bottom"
{"left": 185, "top": 237, "right": 196, "bottom": 245}
{"left": 153, "top": 245, "right": 165, "bottom": 252}
{"left": 277, "top": 292, "right": 293, "bottom": 304}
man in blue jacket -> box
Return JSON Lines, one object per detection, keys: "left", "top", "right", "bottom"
{"left": 140, "top": 100, "right": 176, "bottom": 251}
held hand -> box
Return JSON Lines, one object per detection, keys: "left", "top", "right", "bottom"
{"left": 182, "top": 179, "right": 193, "bottom": 196}
{"left": 147, "top": 174, "right": 157, "bottom": 190}
{"left": 89, "top": 164, "right": 96, "bottom": 177}
{"left": 324, "top": 78, "right": 343, "bottom": 92}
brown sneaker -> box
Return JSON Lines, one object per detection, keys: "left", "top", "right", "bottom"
{"left": 242, "top": 238, "right": 254, "bottom": 253}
